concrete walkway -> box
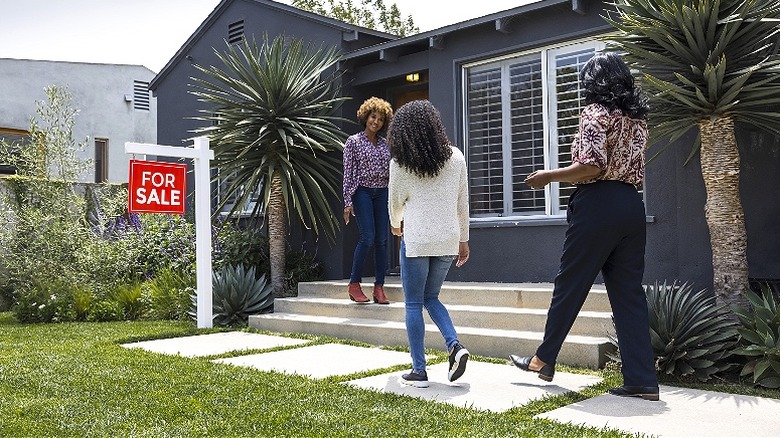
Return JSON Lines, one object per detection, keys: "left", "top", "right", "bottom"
{"left": 122, "top": 332, "right": 780, "bottom": 437}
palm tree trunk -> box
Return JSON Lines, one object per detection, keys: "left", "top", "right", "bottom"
{"left": 268, "top": 171, "right": 287, "bottom": 296}
{"left": 699, "top": 117, "right": 748, "bottom": 306}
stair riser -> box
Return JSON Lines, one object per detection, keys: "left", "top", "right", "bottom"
{"left": 274, "top": 300, "right": 613, "bottom": 337}
{"left": 249, "top": 316, "right": 610, "bottom": 369}
{"left": 298, "top": 283, "right": 612, "bottom": 312}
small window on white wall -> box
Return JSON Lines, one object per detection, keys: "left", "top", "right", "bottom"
{"left": 463, "top": 40, "right": 605, "bottom": 220}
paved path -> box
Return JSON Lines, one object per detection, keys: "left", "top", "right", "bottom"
{"left": 123, "top": 332, "right": 780, "bottom": 437}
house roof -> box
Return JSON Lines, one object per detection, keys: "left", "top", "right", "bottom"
{"left": 340, "top": 0, "right": 580, "bottom": 64}
{"left": 149, "top": 0, "right": 398, "bottom": 91}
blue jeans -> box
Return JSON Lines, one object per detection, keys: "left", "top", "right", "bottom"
{"left": 349, "top": 186, "right": 388, "bottom": 285}
{"left": 400, "top": 239, "right": 459, "bottom": 371}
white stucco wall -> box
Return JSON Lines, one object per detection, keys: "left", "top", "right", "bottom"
{"left": 0, "top": 58, "right": 157, "bottom": 183}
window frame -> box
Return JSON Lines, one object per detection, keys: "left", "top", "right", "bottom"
{"left": 462, "top": 38, "right": 606, "bottom": 222}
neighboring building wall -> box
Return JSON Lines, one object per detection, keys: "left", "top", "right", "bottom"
{"left": 0, "top": 59, "right": 157, "bottom": 183}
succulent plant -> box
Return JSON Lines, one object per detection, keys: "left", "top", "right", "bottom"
{"left": 609, "top": 280, "right": 740, "bottom": 381}
{"left": 191, "top": 263, "right": 274, "bottom": 327}
{"left": 733, "top": 286, "right": 780, "bottom": 389}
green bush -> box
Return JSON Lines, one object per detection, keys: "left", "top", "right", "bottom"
{"left": 284, "top": 247, "right": 324, "bottom": 296}
{"left": 202, "top": 263, "right": 274, "bottom": 327}
{"left": 733, "top": 285, "right": 780, "bottom": 389}
{"left": 609, "top": 280, "right": 739, "bottom": 381}
{"left": 112, "top": 282, "right": 146, "bottom": 321}
{"left": 11, "top": 278, "right": 84, "bottom": 323}
{"left": 143, "top": 268, "right": 194, "bottom": 321}
{"left": 213, "top": 220, "right": 269, "bottom": 275}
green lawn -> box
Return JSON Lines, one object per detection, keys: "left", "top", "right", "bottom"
{"left": 0, "top": 312, "right": 767, "bottom": 437}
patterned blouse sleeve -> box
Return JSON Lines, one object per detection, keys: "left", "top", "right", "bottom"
{"left": 572, "top": 104, "right": 610, "bottom": 170}
{"left": 342, "top": 136, "right": 357, "bottom": 208}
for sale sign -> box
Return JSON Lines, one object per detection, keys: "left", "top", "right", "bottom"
{"left": 128, "top": 159, "right": 187, "bottom": 214}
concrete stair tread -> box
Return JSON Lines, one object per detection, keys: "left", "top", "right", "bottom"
{"left": 276, "top": 296, "right": 612, "bottom": 319}
{"left": 251, "top": 313, "right": 610, "bottom": 345}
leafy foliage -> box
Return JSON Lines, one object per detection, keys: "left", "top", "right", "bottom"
{"left": 606, "top": 0, "right": 780, "bottom": 156}
{"left": 143, "top": 268, "right": 195, "bottom": 321}
{"left": 609, "top": 280, "right": 739, "bottom": 381}
{"left": 201, "top": 264, "right": 274, "bottom": 327}
{"left": 213, "top": 219, "right": 269, "bottom": 274}
{"left": 292, "top": 0, "right": 419, "bottom": 36}
{"left": 733, "top": 286, "right": 780, "bottom": 388}
{"left": 190, "top": 34, "right": 348, "bottom": 242}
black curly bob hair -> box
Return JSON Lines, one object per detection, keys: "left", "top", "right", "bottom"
{"left": 580, "top": 52, "right": 649, "bottom": 120}
{"left": 388, "top": 100, "right": 453, "bottom": 178}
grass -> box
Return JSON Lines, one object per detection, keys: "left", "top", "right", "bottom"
{"left": 1, "top": 312, "right": 774, "bottom": 437}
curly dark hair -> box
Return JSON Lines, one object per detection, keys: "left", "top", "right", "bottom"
{"left": 580, "top": 52, "right": 649, "bottom": 120}
{"left": 356, "top": 97, "right": 393, "bottom": 133}
{"left": 388, "top": 100, "right": 453, "bottom": 178}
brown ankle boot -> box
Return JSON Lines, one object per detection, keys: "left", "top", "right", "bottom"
{"left": 348, "top": 282, "right": 370, "bottom": 303}
{"left": 373, "top": 284, "right": 389, "bottom": 304}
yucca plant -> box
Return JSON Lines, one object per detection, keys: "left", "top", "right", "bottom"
{"left": 195, "top": 264, "right": 274, "bottom": 327}
{"left": 190, "top": 34, "right": 349, "bottom": 295}
{"left": 609, "top": 280, "right": 739, "bottom": 381}
{"left": 732, "top": 286, "right": 780, "bottom": 388}
{"left": 607, "top": 0, "right": 780, "bottom": 307}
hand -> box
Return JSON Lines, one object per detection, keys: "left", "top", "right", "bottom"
{"left": 525, "top": 170, "right": 551, "bottom": 190}
{"left": 455, "top": 241, "right": 470, "bottom": 267}
{"left": 391, "top": 226, "right": 403, "bottom": 236}
{"left": 343, "top": 206, "right": 354, "bottom": 224}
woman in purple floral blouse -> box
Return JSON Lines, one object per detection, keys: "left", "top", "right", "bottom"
{"left": 509, "top": 53, "right": 660, "bottom": 402}
{"left": 343, "top": 97, "right": 393, "bottom": 304}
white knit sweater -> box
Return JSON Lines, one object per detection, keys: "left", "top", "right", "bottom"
{"left": 388, "top": 146, "right": 470, "bottom": 257}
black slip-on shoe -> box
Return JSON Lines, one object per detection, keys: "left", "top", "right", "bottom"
{"left": 400, "top": 369, "right": 429, "bottom": 388}
{"left": 608, "top": 385, "right": 660, "bottom": 401}
{"left": 509, "top": 354, "right": 555, "bottom": 382}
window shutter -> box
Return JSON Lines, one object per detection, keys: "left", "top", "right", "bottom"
{"left": 133, "top": 81, "right": 150, "bottom": 111}
{"left": 466, "top": 67, "right": 504, "bottom": 216}
{"left": 508, "top": 56, "right": 544, "bottom": 214}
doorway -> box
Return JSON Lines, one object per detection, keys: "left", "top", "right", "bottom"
{"left": 387, "top": 87, "right": 429, "bottom": 275}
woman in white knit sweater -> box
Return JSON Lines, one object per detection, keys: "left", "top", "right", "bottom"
{"left": 387, "top": 100, "right": 471, "bottom": 388}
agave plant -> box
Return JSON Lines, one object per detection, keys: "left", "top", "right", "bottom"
{"left": 191, "top": 264, "right": 274, "bottom": 327}
{"left": 733, "top": 286, "right": 780, "bottom": 389}
{"left": 609, "top": 280, "right": 739, "bottom": 381}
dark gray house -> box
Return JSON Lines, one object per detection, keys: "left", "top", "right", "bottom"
{"left": 150, "top": 0, "right": 780, "bottom": 293}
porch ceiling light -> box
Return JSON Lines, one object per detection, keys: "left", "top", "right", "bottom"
{"left": 405, "top": 72, "right": 420, "bottom": 82}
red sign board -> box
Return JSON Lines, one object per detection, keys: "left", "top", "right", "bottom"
{"left": 128, "top": 159, "right": 187, "bottom": 214}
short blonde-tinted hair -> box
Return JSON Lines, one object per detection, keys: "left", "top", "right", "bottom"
{"left": 357, "top": 97, "right": 393, "bottom": 130}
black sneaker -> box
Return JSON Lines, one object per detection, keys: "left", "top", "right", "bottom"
{"left": 400, "top": 369, "right": 429, "bottom": 388}
{"left": 448, "top": 342, "right": 469, "bottom": 382}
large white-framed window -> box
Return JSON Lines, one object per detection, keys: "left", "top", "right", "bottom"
{"left": 463, "top": 39, "right": 605, "bottom": 220}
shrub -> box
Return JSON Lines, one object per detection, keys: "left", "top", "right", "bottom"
{"left": 143, "top": 268, "right": 194, "bottom": 321}
{"left": 733, "top": 285, "right": 780, "bottom": 389}
{"left": 112, "top": 282, "right": 146, "bottom": 321}
{"left": 213, "top": 220, "right": 269, "bottom": 275}
{"left": 201, "top": 264, "right": 274, "bottom": 327}
{"left": 609, "top": 280, "right": 739, "bottom": 381}
{"left": 11, "top": 278, "right": 84, "bottom": 323}
{"left": 283, "top": 247, "right": 324, "bottom": 296}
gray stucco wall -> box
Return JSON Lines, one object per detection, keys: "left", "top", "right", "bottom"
{"left": 153, "top": 0, "right": 780, "bottom": 290}
{"left": 0, "top": 59, "right": 157, "bottom": 183}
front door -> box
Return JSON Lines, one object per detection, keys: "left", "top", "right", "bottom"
{"left": 387, "top": 88, "right": 429, "bottom": 275}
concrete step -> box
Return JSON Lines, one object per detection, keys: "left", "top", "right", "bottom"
{"left": 248, "top": 313, "right": 612, "bottom": 369}
{"left": 298, "top": 280, "right": 612, "bottom": 313}
{"left": 274, "top": 297, "right": 613, "bottom": 338}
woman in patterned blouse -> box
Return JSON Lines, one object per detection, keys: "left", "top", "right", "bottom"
{"left": 343, "top": 97, "right": 393, "bottom": 304}
{"left": 509, "top": 53, "right": 660, "bottom": 402}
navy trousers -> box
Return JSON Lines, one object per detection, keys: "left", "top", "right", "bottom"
{"left": 536, "top": 180, "right": 657, "bottom": 387}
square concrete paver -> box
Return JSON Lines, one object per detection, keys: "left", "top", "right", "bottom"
{"left": 214, "top": 343, "right": 419, "bottom": 379}
{"left": 536, "top": 385, "right": 780, "bottom": 437}
{"left": 121, "top": 332, "right": 309, "bottom": 357}
{"left": 346, "top": 360, "right": 602, "bottom": 412}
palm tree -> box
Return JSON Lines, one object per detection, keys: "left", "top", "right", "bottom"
{"left": 189, "top": 35, "right": 348, "bottom": 295}
{"left": 606, "top": 0, "right": 780, "bottom": 306}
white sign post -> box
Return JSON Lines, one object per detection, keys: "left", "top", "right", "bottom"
{"left": 125, "top": 137, "right": 215, "bottom": 328}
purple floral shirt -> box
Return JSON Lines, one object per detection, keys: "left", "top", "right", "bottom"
{"left": 342, "top": 131, "right": 391, "bottom": 208}
{"left": 571, "top": 103, "right": 648, "bottom": 186}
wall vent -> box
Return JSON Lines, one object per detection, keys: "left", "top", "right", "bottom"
{"left": 133, "top": 80, "right": 150, "bottom": 111}
{"left": 228, "top": 20, "right": 245, "bottom": 44}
